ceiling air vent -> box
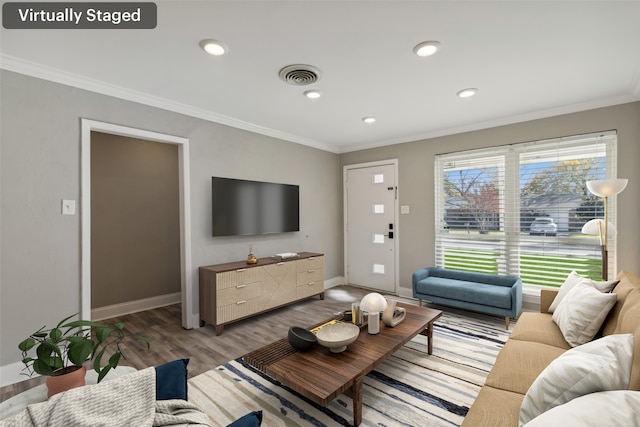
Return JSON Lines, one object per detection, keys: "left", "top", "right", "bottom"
{"left": 279, "top": 64, "right": 321, "bottom": 86}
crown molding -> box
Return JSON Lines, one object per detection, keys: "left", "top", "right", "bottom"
{"left": 2, "top": 54, "right": 638, "bottom": 155}
{"left": 0, "top": 54, "right": 340, "bottom": 153}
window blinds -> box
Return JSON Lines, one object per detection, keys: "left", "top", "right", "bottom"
{"left": 434, "top": 131, "right": 618, "bottom": 286}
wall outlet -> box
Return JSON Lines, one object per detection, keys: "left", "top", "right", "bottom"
{"left": 62, "top": 199, "right": 76, "bottom": 215}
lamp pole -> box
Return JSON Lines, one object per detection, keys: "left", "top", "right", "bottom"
{"left": 586, "top": 179, "right": 628, "bottom": 280}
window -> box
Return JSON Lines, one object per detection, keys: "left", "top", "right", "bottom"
{"left": 434, "top": 131, "right": 618, "bottom": 287}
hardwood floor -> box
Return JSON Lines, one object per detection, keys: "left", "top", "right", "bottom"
{"left": 1, "top": 285, "right": 390, "bottom": 402}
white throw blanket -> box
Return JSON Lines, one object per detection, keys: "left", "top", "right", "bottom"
{"left": 0, "top": 368, "right": 212, "bottom": 427}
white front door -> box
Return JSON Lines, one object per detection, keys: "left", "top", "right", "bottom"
{"left": 345, "top": 162, "right": 397, "bottom": 293}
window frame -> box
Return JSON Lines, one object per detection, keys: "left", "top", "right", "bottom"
{"left": 434, "top": 130, "right": 619, "bottom": 287}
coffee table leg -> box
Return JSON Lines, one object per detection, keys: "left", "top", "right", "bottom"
{"left": 352, "top": 376, "right": 363, "bottom": 426}
{"left": 419, "top": 322, "right": 435, "bottom": 355}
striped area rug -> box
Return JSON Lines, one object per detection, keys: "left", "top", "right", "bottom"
{"left": 188, "top": 309, "right": 512, "bottom": 427}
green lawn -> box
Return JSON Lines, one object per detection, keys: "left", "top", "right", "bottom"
{"left": 444, "top": 248, "right": 602, "bottom": 286}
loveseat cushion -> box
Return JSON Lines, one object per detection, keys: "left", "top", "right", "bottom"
{"left": 415, "top": 278, "right": 513, "bottom": 309}
{"left": 614, "top": 289, "right": 640, "bottom": 390}
{"left": 602, "top": 270, "right": 640, "bottom": 336}
{"left": 461, "top": 385, "right": 523, "bottom": 427}
{"left": 547, "top": 270, "right": 618, "bottom": 313}
{"left": 509, "top": 312, "right": 570, "bottom": 350}
{"left": 484, "top": 340, "right": 565, "bottom": 395}
{"left": 518, "top": 334, "right": 634, "bottom": 425}
{"left": 552, "top": 282, "right": 617, "bottom": 347}
{"left": 522, "top": 390, "right": 640, "bottom": 427}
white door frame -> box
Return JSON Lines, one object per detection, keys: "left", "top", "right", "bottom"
{"left": 343, "top": 159, "right": 399, "bottom": 295}
{"left": 80, "top": 119, "right": 195, "bottom": 329}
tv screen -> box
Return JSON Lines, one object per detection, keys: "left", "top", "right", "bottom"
{"left": 211, "top": 177, "right": 300, "bottom": 237}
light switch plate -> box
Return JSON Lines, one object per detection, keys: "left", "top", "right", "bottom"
{"left": 401, "top": 205, "right": 410, "bottom": 214}
{"left": 62, "top": 199, "right": 76, "bottom": 215}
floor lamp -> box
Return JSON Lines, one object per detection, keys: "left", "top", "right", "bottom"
{"left": 584, "top": 179, "right": 628, "bottom": 280}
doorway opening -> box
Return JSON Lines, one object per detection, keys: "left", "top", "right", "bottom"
{"left": 80, "top": 120, "right": 194, "bottom": 328}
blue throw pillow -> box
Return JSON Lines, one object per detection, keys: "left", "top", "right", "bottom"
{"left": 226, "top": 410, "right": 263, "bottom": 427}
{"left": 155, "top": 358, "right": 189, "bottom": 400}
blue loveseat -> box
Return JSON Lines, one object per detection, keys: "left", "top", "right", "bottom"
{"left": 412, "top": 267, "right": 522, "bottom": 329}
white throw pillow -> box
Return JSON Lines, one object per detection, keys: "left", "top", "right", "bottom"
{"left": 548, "top": 270, "right": 618, "bottom": 313}
{"left": 523, "top": 390, "right": 640, "bottom": 427}
{"left": 518, "top": 334, "right": 634, "bottom": 426}
{"left": 552, "top": 281, "right": 617, "bottom": 347}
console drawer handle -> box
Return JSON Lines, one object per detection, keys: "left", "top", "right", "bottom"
{"left": 308, "top": 269, "right": 315, "bottom": 273}
{"left": 236, "top": 284, "right": 247, "bottom": 289}
{"left": 236, "top": 300, "right": 246, "bottom": 305}
{"left": 236, "top": 268, "right": 246, "bottom": 273}
{"left": 277, "top": 262, "right": 285, "bottom": 266}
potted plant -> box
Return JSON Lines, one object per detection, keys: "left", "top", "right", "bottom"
{"left": 19, "top": 313, "right": 150, "bottom": 396}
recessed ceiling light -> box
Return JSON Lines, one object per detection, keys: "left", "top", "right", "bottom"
{"left": 199, "top": 39, "right": 227, "bottom": 56}
{"left": 304, "top": 90, "right": 321, "bottom": 99}
{"left": 457, "top": 88, "right": 478, "bottom": 98}
{"left": 362, "top": 117, "right": 376, "bottom": 124}
{"left": 413, "top": 41, "right": 441, "bottom": 57}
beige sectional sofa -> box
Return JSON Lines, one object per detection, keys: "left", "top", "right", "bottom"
{"left": 462, "top": 270, "right": 640, "bottom": 426}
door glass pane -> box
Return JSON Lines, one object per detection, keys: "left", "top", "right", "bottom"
{"left": 373, "top": 173, "right": 384, "bottom": 184}
{"left": 373, "top": 204, "right": 384, "bottom": 214}
{"left": 373, "top": 264, "right": 385, "bottom": 274}
{"left": 373, "top": 234, "right": 385, "bottom": 244}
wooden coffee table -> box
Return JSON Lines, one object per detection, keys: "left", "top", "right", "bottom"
{"left": 243, "top": 302, "right": 443, "bottom": 426}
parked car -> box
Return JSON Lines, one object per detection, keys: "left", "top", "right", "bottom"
{"left": 529, "top": 217, "right": 557, "bottom": 236}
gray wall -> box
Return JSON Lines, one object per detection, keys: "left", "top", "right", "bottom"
{"left": 340, "top": 102, "right": 640, "bottom": 295}
{"left": 2, "top": 68, "right": 638, "bottom": 373}
{"left": 0, "top": 70, "right": 343, "bottom": 369}
{"left": 91, "top": 132, "right": 181, "bottom": 307}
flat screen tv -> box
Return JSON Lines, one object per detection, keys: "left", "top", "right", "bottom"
{"left": 211, "top": 177, "right": 300, "bottom": 237}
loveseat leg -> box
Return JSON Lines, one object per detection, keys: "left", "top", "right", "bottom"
{"left": 417, "top": 299, "right": 422, "bottom": 307}
{"left": 505, "top": 316, "right": 510, "bottom": 330}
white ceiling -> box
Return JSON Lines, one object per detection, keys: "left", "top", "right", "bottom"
{"left": 2, "top": 1, "right": 640, "bottom": 153}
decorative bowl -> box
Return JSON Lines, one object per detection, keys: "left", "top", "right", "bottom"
{"left": 315, "top": 322, "right": 361, "bottom": 353}
{"left": 288, "top": 326, "right": 317, "bottom": 351}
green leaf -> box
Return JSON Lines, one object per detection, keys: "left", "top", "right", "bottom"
{"left": 64, "top": 320, "right": 105, "bottom": 329}
{"left": 113, "top": 323, "right": 125, "bottom": 331}
{"left": 67, "top": 340, "right": 94, "bottom": 365}
{"left": 97, "top": 365, "right": 111, "bottom": 383}
{"left": 93, "top": 346, "right": 107, "bottom": 370}
{"left": 108, "top": 352, "right": 121, "bottom": 366}
{"left": 37, "top": 341, "right": 60, "bottom": 359}
{"left": 56, "top": 313, "right": 79, "bottom": 328}
{"left": 18, "top": 338, "right": 35, "bottom": 352}
{"left": 32, "top": 359, "right": 54, "bottom": 376}
{"left": 49, "top": 328, "right": 62, "bottom": 341}
{"left": 95, "top": 326, "right": 111, "bottom": 343}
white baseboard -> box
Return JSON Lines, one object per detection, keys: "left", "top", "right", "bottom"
{"left": 324, "top": 276, "right": 345, "bottom": 289}
{"left": 91, "top": 292, "right": 181, "bottom": 321}
{"left": 397, "top": 287, "right": 413, "bottom": 299}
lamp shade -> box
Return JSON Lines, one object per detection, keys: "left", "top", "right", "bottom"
{"left": 581, "top": 218, "right": 617, "bottom": 236}
{"left": 586, "top": 179, "right": 628, "bottom": 197}
{"left": 360, "top": 292, "right": 388, "bottom": 313}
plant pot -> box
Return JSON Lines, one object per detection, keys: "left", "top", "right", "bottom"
{"left": 46, "top": 365, "right": 86, "bottom": 398}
